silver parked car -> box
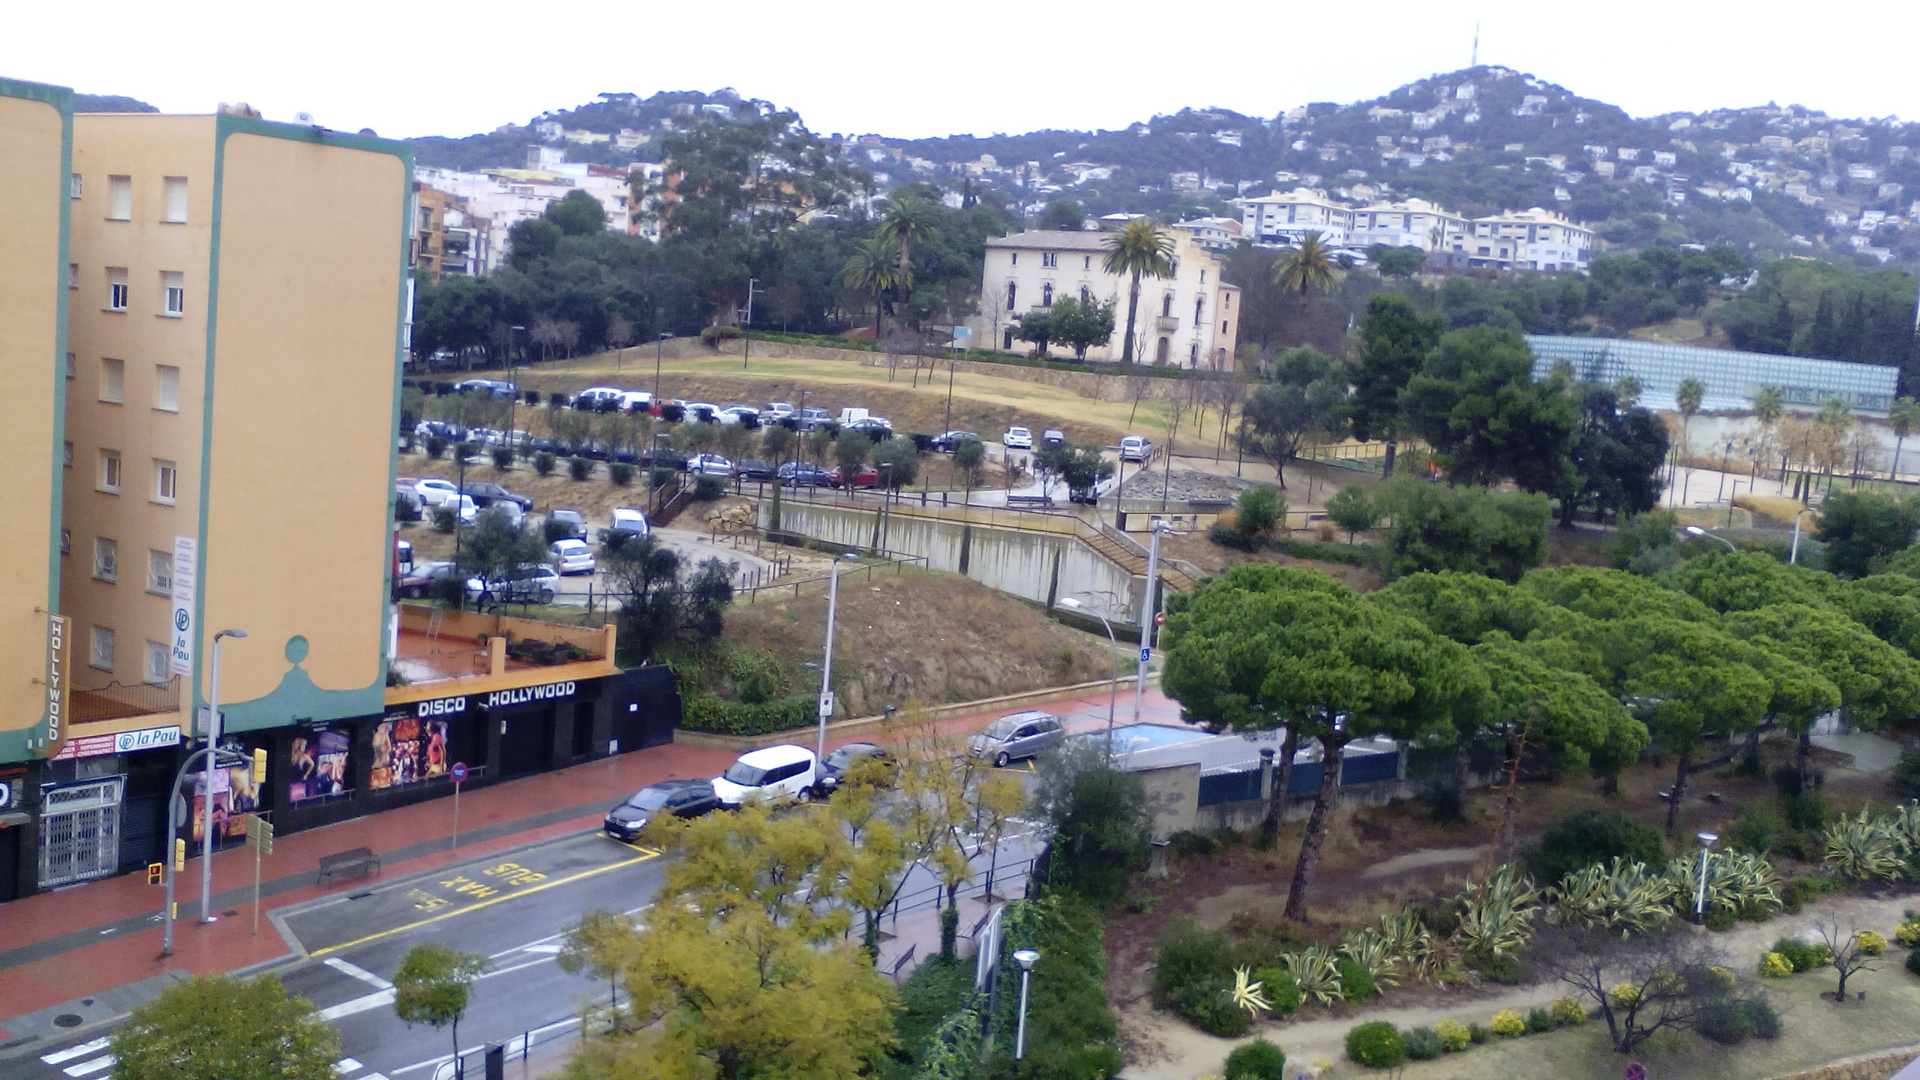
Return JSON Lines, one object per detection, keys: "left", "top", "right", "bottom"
{"left": 968, "top": 710, "right": 1065, "bottom": 767}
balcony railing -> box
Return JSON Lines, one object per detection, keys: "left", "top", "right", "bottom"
{"left": 72, "top": 677, "right": 181, "bottom": 723}
{"left": 1154, "top": 316, "right": 1180, "bottom": 331}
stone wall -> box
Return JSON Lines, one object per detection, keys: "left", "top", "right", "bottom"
{"left": 1765, "top": 1047, "right": 1920, "bottom": 1080}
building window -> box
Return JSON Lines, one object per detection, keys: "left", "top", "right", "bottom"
{"left": 1083, "top": 255, "right": 1091, "bottom": 269}
{"left": 90, "top": 626, "right": 115, "bottom": 672}
{"left": 1042, "top": 252, "right": 1057, "bottom": 268}
{"left": 144, "top": 641, "right": 169, "bottom": 686}
{"left": 152, "top": 459, "right": 179, "bottom": 503}
{"left": 1041, "top": 283, "right": 1053, "bottom": 308}
{"left": 162, "top": 177, "right": 188, "bottom": 223}
{"left": 1200, "top": 270, "right": 1206, "bottom": 284}
{"left": 147, "top": 549, "right": 173, "bottom": 595}
{"left": 1155, "top": 337, "right": 1171, "bottom": 364}
{"left": 1080, "top": 285, "right": 1091, "bottom": 304}
{"left": 68, "top": 263, "right": 78, "bottom": 289}
{"left": 107, "top": 176, "right": 132, "bottom": 220}
{"left": 1006, "top": 281, "right": 1016, "bottom": 311}
{"left": 70, "top": 173, "right": 82, "bottom": 199}
{"left": 93, "top": 536, "right": 117, "bottom": 582}
{"left": 1194, "top": 296, "right": 1204, "bottom": 324}
{"left": 1161, "top": 293, "right": 1174, "bottom": 318}
{"left": 107, "top": 268, "right": 128, "bottom": 311}
{"left": 156, "top": 365, "right": 180, "bottom": 412}
{"left": 1190, "top": 342, "right": 1200, "bottom": 365}
{"left": 101, "top": 358, "right": 124, "bottom": 403}
{"left": 1223, "top": 320, "right": 1230, "bottom": 335}
{"left": 98, "top": 450, "right": 121, "bottom": 493}
{"left": 153, "top": 460, "right": 177, "bottom": 504}
{"left": 161, "top": 272, "right": 185, "bottom": 317}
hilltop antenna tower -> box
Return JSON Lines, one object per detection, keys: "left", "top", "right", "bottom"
{"left": 1471, "top": 22, "right": 1480, "bottom": 67}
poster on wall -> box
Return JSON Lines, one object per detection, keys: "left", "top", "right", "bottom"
{"left": 370, "top": 717, "right": 449, "bottom": 791}
{"left": 189, "top": 738, "right": 260, "bottom": 842}
{"left": 289, "top": 727, "right": 350, "bottom": 803}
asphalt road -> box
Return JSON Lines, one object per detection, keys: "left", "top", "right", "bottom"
{"left": 4, "top": 814, "right": 1045, "bottom": 1080}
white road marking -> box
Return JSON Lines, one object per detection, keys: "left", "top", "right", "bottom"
{"left": 336, "top": 1057, "right": 364, "bottom": 1074}
{"left": 519, "top": 943, "right": 563, "bottom": 954}
{"left": 63, "top": 1057, "right": 114, "bottom": 1078}
{"left": 318, "top": 989, "right": 396, "bottom": 1020}
{"left": 40, "top": 1040, "right": 109, "bottom": 1065}
{"left": 325, "top": 958, "right": 395, "bottom": 990}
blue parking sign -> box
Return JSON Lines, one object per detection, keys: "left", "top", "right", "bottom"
{"left": 1139, "top": 647, "right": 1151, "bottom": 663}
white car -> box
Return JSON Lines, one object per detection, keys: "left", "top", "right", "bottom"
{"left": 686, "top": 454, "right": 734, "bottom": 477}
{"left": 718, "top": 405, "right": 760, "bottom": 425}
{"left": 477, "top": 501, "right": 523, "bottom": 528}
{"left": 449, "top": 494, "right": 478, "bottom": 525}
{"left": 548, "top": 538, "right": 597, "bottom": 575}
{"left": 765, "top": 401, "right": 795, "bottom": 420}
{"left": 1119, "top": 435, "right": 1151, "bottom": 463}
{"left": 619, "top": 390, "right": 655, "bottom": 413}
{"left": 607, "top": 507, "right": 649, "bottom": 541}
{"left": 685, "top": 402, "right": 720, "bottom": 423}
{"left": 1002, "top": 426, "right": 1033, "bottom": 450}
{"left": 711, "top": 744, "right": 819, "bottom": 807}
{"left": 414, "top": 477, "right": 459, "bottom": 508}
{"left": 574, "top": 386, "right": 627, "bottom": 410}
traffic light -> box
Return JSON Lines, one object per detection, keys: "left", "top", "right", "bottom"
{"left": 147, "top": 862, "right": 163, "bottom": 885}
{"left": 252, "top": 747, "right": 268, "bottom": 785}
{"left": 173, "top": 838, "right": 186, "bottom": 872}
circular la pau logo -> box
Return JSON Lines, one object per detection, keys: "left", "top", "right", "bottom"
{"left": 175, "top": 609, "right": 191, "bottom": 632}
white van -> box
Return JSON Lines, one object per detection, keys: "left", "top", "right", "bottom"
{"left": 837, "top": 407, "right": 870, "bottom": 427}
{"left": 711, "top": 744, "right": 819, "bottom": 806}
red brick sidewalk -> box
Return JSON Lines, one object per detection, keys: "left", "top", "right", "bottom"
{"left": 0, "top": 686, "right": 1183, "bottom": 1033}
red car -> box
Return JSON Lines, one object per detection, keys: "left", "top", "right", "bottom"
{"left": 828, "top": 464, "right": 880, "bottom": 488}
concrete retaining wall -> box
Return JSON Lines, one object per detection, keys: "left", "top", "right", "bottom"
{"left": 1766, "top": 1047, "right": 1920, "bottom": 1080}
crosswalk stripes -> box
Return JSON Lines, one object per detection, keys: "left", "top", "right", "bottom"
{"left": 38, "top": 1042, "right": 371, "bottom": 1078}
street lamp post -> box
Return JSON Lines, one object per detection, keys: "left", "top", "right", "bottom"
{"left": 1790, "top": 508, "right": 1812, "bottom": 564}
{"left": 1059, "top": 597, "right": 1120, "bottom": 762}
{"left": 199, "top": 628, "right": 247, "bottom": 923}
{"left": 815, "top": 556, "right": 854, "bottom": 765}
{"left": 1133, "top": 521, "right": 1171, "bottom": 721}
{"left": 1013, "top": 949, "right": 1041, "bottom": 1061}
{"left": 1684, "top": 525, "right": 1736, "bottom": 553}
{"left": 1693, "top": 831, "right": 1719, "bottom": 925}
{"left": 653, "top": 331, "right": 671, "bottom": 403}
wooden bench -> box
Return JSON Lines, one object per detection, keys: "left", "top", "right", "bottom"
{"left": 317, "top": 847, "right": 381, "bottom": 885}
{"left": 1006, "top": 494, "right": 1054, "bottom": 506}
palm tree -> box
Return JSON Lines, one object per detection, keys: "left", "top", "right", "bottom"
{"left": 1752, "top": 384, "right": 1784, "bottom": 480}
{"left": 1101, "top": 219, "right": 1176, "bottom": 364}
{"left": 876, "top": 197, "right": 940, "bottom": 321}
{"left": 840, "top": 238, "right": 897, "bottom": 336}
{"left": 1269, "top": 231, "right": 1340, "bottom": 296}
{"left": 1673, "top": 377, "right": 1706, "bottom": 497}
{"left": 1613, "top": 375, "right": 1643, "bottom": 409}
{"left": 1889, "top": 396, "right": 1920, "bottom": 481}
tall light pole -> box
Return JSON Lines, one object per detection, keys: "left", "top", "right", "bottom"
{"left": 1013, "top": 949, "right": 1041, "bottom": 1060}
{"left": 1693, "top": 831, "right": 1719, "bottom": 925}
{"left": 1684, "top": 525, "right": 1736, "bottom": 553}
{"left": 200, "top": 628, "right": 247, "bottom": 923}
{"left": 1790, "top": 508, "right": 1813, "bottom": 564}
{"left": 815, "top": 556, "right": 851, "bottom": 766}
{"left": 653, "top": 331, "right": 671, "bottom": 403}
{"left": 1059, "top": 597, "right": 1120, "bottom": 762}
{"left": 1133, "top": 521, "right": 1170, "bottom": 721}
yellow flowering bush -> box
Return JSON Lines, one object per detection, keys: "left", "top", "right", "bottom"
{"left": 1434, "top": 1018, "right": 1471, "bottom": 1052}
{"left": 1894, "top": 922, "right": 1920, "bottom": 947}
{"left": 1548, "top": 996, "right": 1587, "bottom": 1025}
{"left": 1490, "top": 1009, "right": 1526, "bottom": 1037}
{"left": 1707, "top": 965, "right": 1737, "bottom": 987}
{"left": 1858, "top": 931, "right": 1888, "bottom": 956}
{"left": 1760, "top": 952, "right": 1794, "bottom": 978}
{"left": 1609, "top": 982, "right": 1643, "bottom": 1007}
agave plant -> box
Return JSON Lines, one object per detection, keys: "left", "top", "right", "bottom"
{"left": 1886, "top": 801, "right": 1920, "bottom": 855}
{"left": 1376, "top": 908, "right": 1459, "bottom": 984}
{"left": 1282, "top": 945, "right": 1346, "bottom": 1006}
{"left": 1456, "top": 864, "right": 1539, "bottom": 957}
{"left": 1547, "top": 857, "right": 1674, "bottom": 935}
{"left": 1339, "top": 927, "right": 1403, "bottom": 988}
{"left": 1664, "top": 848, "right": 1783, "bottom": 917}
{"left": 1825, "top": 808, "right": 1906, "bottom": 883}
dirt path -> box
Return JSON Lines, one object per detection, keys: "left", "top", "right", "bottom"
{"left": 1117, "top": 891, "right": 1920, "bottom": 1080}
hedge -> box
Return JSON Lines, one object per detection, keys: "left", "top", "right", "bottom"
{"left": 740, "top": 330, "right": 1214, "bottom": 381}
{"left": 680, "top": 693, "right": 815, "bottom": 736}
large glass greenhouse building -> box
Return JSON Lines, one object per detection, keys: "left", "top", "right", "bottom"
{"left": 1525, "top": 335, "right": 1901, "bottom": 416}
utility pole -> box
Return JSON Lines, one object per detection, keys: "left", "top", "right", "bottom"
{"left": 199, "top": 628, "right": 246, "bottom": 923}
{"left": 1133, "top": 523, "right": 1166, "bottom": 721}
{"left": 815, "top": 561, "right": 840, "bottom": 765}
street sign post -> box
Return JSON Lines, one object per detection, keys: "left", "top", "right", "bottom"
{"left": 450, "top": 763, "right": 468, "bottom": 852}
{"left": 1138, "top": 647, "right": 1151, "bottom": 663}
{"left": 1625, "top": 1063, "right": 1647, "bottom": 1080}
{"left": 244, "top": 814, "right": 274, "bottom": 937}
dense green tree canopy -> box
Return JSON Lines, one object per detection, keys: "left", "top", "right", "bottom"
{"left": 111, "top": 975, "right": 340, "bottom": 1080}
{"left": 1400, "top": 325, "right": 1578, "bottom": 494}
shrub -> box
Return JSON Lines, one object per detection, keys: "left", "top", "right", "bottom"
{"left": 1249, "top": 966, "right": 1301, "bottom": 1016}
{"left": 1489, "top": 1009, "right": 1526, "bottom": 1038}
{"left": 1772, "top": 937, "right": 1830, "bottom": 972}
{"left": 700, "top": 324, "right": 743, "bottom": 346}
{"left": 1223, "top": 1038, "right": 1286, "bottom": 1080}
{"left": 1743, "top": 997, "right": 1782, "bottom": 1039}
{"left": 491, "top": 446, "right": 515, "bottom": 470}
{"left": 1782, "top": 875, "right": 1843, "bottom": 913}
{"left": 1169, "top": 977, "right": 1252, "bottom": 1037}
{"left": 1859, "top": 931, "right": 1888, "bottom": 956}
{"left": 1697, "top": 998, "right": 1781, "bottom": 1046}
{"left": 532, "top": 451, "right": 556, "bottom": 477}
{"left": 1907, "top": 948, "right": 1920, "bottom": 977}
{"left": 1467, "top": 1023, "right": 1488, "bottom": 1044}
{"left": 1344, "top": 1021, "right": 1404, "bottom": 1068}
{"left": 1271, "top": 537, "right": 1373, "bottom": 565}
{"left": 1208, "top": 523, "right": 1260, "bottom": 552}
{"left": 1704, "top": 907, "right": 1738, "bottom": 931}
{"left": 454, "top": 441, "right": 477, "bottom": 462}
{"left": 425, "top": 435, "right": 448, "bottom": 459}
{"left": 1467, "top": 947, "right": 1526, "bottom": 985}
{"left": 609, "top": 462, "right": 635, "bottom": 486}
{"left": 568, "top": 456, "right": 592, "bottom": 481}
{"left": 1525, "top": 1008, "right": 1554, "bottom": 1033}
{"left": 1548, "top": 996, "right": 1586, "bottom": 1025}
{"left": 1168, "top": 830, "right": 1217, "bottom": 857}
{"left": 547, "top": 391, "right": 567, "bottom": 409}
{"left": 1403, "top": 1027, "right": 1442, "bottom": 1061}
{"left": 679, "top": 694, "right": 815, "bottom": 736}
{"left": 1153, "top": 921, "right": 1233, "bottom": 1002}
{"left": 1895, "top": 919, "right": 1920, "bottom": 947}
{"left": 1893, "top": 748, "right": 1920, "bottom": 800}
{"left": 431, "top": 507, "right": 457, "bottom": 533}
{"left": 1760, "top": 952, "right": 1793, "bottom": 978}
{"left": 1335, "top": 957, "right": 1376, "bottom": 1002}
{"left": 1434, "top": 1019, "right": 1471, "bottom": 1052}
{"left": 1529, "top": 809, "right": 1666, "bottom": 884}
{"left": 693, "top": 476, "right": 726, "bottom": 501}
{"left": 1236, "top": 486, "right": 1283, "bottom": 536}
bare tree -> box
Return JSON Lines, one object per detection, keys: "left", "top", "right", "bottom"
{"left": 1815, "top": 915, "right": 1880, "bottom": 1003}
{"left": 1546, "top": 928, "right": 1740, "bottom": 1055}
{"left": 606, "top": 315, "right": 636, "bottom": 354}
{"left": 555, "top": 320, "right": 582, "bottom": 359}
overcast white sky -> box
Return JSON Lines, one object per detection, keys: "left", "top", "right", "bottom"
{"left": 6, "top": 0, "right": 1915, "bottom": 142}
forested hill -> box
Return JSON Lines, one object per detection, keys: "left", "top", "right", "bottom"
{"left": 406, "top": 67, "right": 1920, "bottom": 271}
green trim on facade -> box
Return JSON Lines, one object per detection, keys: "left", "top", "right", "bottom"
{"left": 190, "top": 115, "right": 414, "bottom": 729}
{"left": 0, "top": 78, "right": 73, "bottom": 764}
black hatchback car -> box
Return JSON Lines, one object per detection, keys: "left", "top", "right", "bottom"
{"left": 604, "top": 779, "right": 719, "bottom": 842}
{"left": 736, "top": 458, "right": 776, "bottom": 482}
{"left": 816, "top": 742, "right": 892, "bottom": 795}
{"left": 778, "top": 461, "right": 832, "bottom": 487}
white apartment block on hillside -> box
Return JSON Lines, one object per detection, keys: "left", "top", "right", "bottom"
{"left": 1236, "top": 188, "right": 1591, "bottom": 272}
{"left": 970, "top": 230, "right": 1241, "bottom": 369}
{"left": 413, "top": 162, "right": 657, "bottom": 262}
{"left": 1453, "top": 208, "right": 1593, "bottom": 271}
